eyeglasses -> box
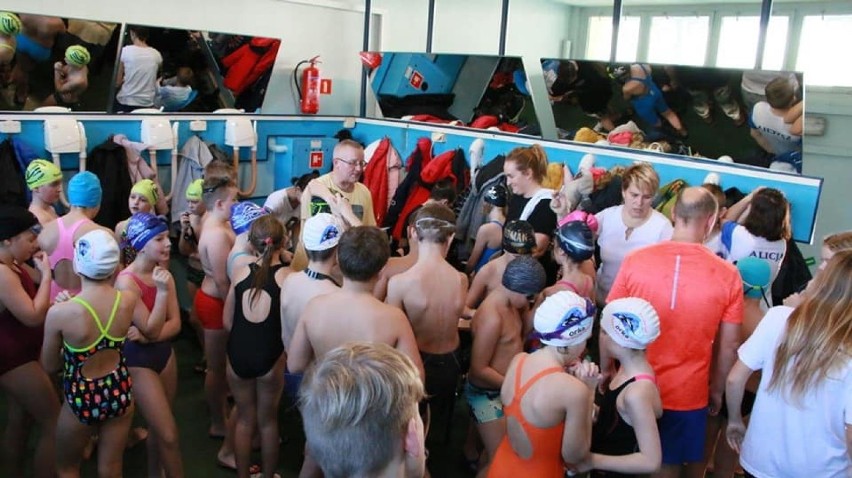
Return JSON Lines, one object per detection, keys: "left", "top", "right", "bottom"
{"left": 334, "top": 157, "right": 366, "bottom": 168}
{"left": 202, "top": 177, "right": 231, "bottom": 194}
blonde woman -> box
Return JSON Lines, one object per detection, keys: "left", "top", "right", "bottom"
{"left": 725, "top": 250, "right": 852, "bottom": 477}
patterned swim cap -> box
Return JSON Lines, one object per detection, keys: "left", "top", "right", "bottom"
{"left": 65, "top": 45, "right": 91, "bottom": 67}
{"left": 0, "top": 12, "right": 22, "bottom": 36}
{"left": 25, "top": 159, "right": 62, "bottom": 190}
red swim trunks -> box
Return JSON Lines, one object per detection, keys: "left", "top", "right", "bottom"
{"left": 194, "top": 289, "right": 225, "bottom": 330}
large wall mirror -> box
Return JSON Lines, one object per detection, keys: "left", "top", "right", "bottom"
{"left": 363, "top": 51, "right": 542, "bottom": 136}
{"left": 541, "top": 59, "right": 804, "bottom": 172}
{"left": 114, "top": 25, "right": 279, "bottom": 113}
{"left": 0, "top": 13, "right": 119, "bottom": 111}
{"left": 0, "top": 12, "right": 281, "bottom": 113}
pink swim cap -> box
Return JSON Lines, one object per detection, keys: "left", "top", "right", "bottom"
{"left": 559, "top": 210, "right": 599, "bottom": 234}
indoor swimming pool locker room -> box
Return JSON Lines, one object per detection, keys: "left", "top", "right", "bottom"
{"left": 0, "top": 0, "right": 849, "bottom": 476}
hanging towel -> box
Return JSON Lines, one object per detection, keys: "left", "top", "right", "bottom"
{"left": 520, "top": 187, "right": 555, "bottom": 221}
{"left": 113, "top": 134, "right": 169, "bottom": 216}
{"left": 171, "top": 135, "right": 214, "bottom": 223}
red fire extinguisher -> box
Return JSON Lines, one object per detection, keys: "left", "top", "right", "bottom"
{"left": 298, "top": 56, "right": 321, "bottom": 114}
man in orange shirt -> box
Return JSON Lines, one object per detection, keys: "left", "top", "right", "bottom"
{"left": 607, "top": 187, "right": 743, "bottom": 478}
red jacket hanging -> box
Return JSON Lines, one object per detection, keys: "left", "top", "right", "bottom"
{"left": 391, "top": 147, "right": 459, "bottom": 239}
{"left": 363, "top": 137, "right": 402, "bottom": 226}
{"left": 222, "top": 38, "right": 281, "bottom": 96}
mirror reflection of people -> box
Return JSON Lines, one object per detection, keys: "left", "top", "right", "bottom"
{"left": 155, "top": 66, "right": 194, "bottom": 112}
{"left": 115, "top": 26, "right": 162, "bottom": 112}
{"left": 610, "top": 63, "right": 687, "bottom": 138}
{"left": 10, "top": 14, "right": 66, "bottom": 107}
{"left": 42, "top": 45, "right": 90, "bottom": 108}
{"left": 543, "top": 60, "right": 616, "bottom": 132}
{"left": 0, "top": 12, "right": 21, "bottom": 81}
{"left": 748, "top": 78, "right": 802, "bottom": 168}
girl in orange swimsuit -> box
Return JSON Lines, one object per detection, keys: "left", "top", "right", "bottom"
{"left": 488, "top": 290, "right": 600, "bottom": 478}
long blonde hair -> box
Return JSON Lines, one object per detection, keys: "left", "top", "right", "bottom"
{"left": 767, "top": 250, "right": 852, "bottom": 403}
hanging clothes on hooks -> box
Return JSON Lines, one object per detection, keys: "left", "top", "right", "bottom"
{"left": 88, "top": 137, "right": 133, "bottom": 230}
{"left": 362, "top": 137, "right": 402, "bottom": 226}
{"left": 112, "top": 134, "right": 169, "bottom": 216}
{"left": 0, "top": 138, "right": 32, "bottom": 208}
{"left": 171, "top": 134, "right": 214, "bottom": 226}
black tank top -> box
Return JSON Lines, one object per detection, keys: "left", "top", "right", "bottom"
{"left": 227, "top": 263, "right": 285, "bottom": 379}
{"left": 590, "top": 375, "right": 654, "bottom": 478}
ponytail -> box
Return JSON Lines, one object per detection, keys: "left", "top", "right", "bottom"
{"left": 248, "top": 216, "right": 285, "bottom": 305}
{"left": 507, "top": 144, "right": 549, "bottom": 183}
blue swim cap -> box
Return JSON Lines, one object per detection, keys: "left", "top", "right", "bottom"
{"left": 126, "top": 212, "right": 168, "bottom": 252}
{"left": 67, "top": 171, "right": 102, "bottom": 208}
{"left": 230, "top": 201, "right": 269, "bottom": 235}
{"left": 737, "top": 257, "right": 772, "bottom": 299}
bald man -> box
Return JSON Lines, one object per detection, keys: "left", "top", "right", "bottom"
{"left": 607, "top": 187, "right": 743, "bottom": 478}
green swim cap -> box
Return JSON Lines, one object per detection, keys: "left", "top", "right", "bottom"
{"left": 131, "top": 179, "right": 159, "bottom": 206}
{"left": 186, "top": 178, "right": 203, "bottom": 201}
{"left": 0, "top": 12, "right": 22, "bottom": 36}
{"left": 65, "top": 45, "right": 91, "bottom": 67}
{"left": 25, "top": 159, "right": 63, "bottom": 190}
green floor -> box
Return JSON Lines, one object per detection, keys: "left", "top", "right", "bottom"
{"left": 0, "top": 333, "right": 477, "bottom": 477}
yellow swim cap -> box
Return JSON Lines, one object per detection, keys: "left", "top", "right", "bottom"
{"left": 186, "top": 178, "right": 203, "bottom": 201}
{"left": 0, "top": 12, "right": 22, "bottom": 36}
{"left": 131, "top": 179, "right": 159, "bottom": 206}
{"left": 25, "top": 159, "right": 63, "bottom": 190}
{"left": 65, "top": 45, "right": 91, "bottom": 67}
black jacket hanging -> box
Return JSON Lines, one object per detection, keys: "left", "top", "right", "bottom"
{"left": 87, "top": 137, "right": 133, "bottom": 230}
{"left": 0, "top": 139, "right": 28, "bottom": 208}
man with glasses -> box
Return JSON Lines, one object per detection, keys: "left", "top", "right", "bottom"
{"left": 291, "top": 139, "right": 376, "bottom": 271}
{"left": 607, "top": 187, "right": 743, "bottom": 478}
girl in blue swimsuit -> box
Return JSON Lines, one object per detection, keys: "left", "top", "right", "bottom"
{"left": 467, "top": 184, "right": 508, "bottom": 275}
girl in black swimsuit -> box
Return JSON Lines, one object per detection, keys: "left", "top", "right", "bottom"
{"left": 224, "top": 215, "right": 290, "bottom": 478}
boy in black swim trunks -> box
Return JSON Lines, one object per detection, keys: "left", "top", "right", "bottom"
{"left": 386, "top": 203, "right": 468, "bottom": 446}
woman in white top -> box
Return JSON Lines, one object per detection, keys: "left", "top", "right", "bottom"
{"left": 725, "top": 250, "right": 852, "bottom": 478}
{"left": 115, "top": 26, "right": 162, "bottom": 112}
{"left": 720, "top": 187, "right": 790, "bottom": 306}
{"left": 595, "top": 163, "right": 673, "bottom": 303}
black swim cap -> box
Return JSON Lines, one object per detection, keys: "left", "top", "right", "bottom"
{"left": 502, "top": 220, "right": 536, "bottom": 255}
{"left": 0, "top": 205, "right": 38, "bottom": 242}
{"left": 502, "top": 255, "right": 546, "bottom": 296}
{"left": 555, "top": 220, "right": 595, "bottom": 262}
{"left": 484, "top": 184, "right": 507, "bottom": 207}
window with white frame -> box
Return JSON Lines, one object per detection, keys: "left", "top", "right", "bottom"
{"left": 647, "top": 15, "right": 710, "bottom": 66}
{"left": 586, "top": 16, "right": 641, "bottom": 62}
{"left": 716, "top": 16, "right": 789, "bottom": 70}
{"left": 797, "top": 14, "right": 852, "bottom": 87}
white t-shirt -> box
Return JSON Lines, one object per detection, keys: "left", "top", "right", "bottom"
{"left": 704, "top": 230, "right": 726, "bottom": 258}
{"left": 263, "top": 187, "right": 300, "bottom": 227}
{"left": 720, "top": 221, "right": 786, "bottom": 305}
{"left": 595, "top": 205, "right": 674, "bottom": 301}
{"left": 749, "top": 102, "right": 802, "bottom": 156}
{"left": 738, "top": 306, "right": 852, "bottom": 478}
{"left": 117, "top": 45, "right": 163, "bottom": 107}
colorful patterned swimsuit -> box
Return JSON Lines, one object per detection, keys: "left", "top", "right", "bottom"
{"left": 63, "top": 293, "right": 133, "bottom": 425}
